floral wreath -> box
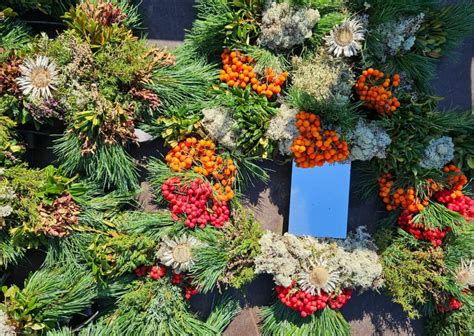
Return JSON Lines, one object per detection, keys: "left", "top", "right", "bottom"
{"left": 0, "top": 1, "right": 473, "bottom": 335}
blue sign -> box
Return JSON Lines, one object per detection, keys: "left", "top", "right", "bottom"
{"left": 288, "top": 161, "right": 351, "bottom": 238}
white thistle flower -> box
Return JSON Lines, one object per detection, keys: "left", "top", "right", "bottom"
{"left": 325, "top": 19, "right": 365, "bottom": 57}
{"left": 157, "top": 235, "right": 200, "bottom": 273}
{"left": 455, "top": 259, "right": 474, "bottom": 289}
{"left": 298, "top": 257, "right": 340, "bottom": 295}
{"left": 17, "top": 55, "right": 59, "bottom": 99}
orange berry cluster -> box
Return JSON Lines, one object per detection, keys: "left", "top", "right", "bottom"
{"left": 377, "top": 173, "right": 432, "bottom": 213}
{"left": 443, "top": 164, "right": 468, "bottom": 191}
{"left": 165, "top": 137, "right": 237, "bottom": 201}
{"left": 290, "top": 111, "right": 349, "bottom": 168}
{"left": 355, "top": 68, "right": 401, "bottom": 116}
{"left": 219, "top": 49, "right": 288, "bottom": 98}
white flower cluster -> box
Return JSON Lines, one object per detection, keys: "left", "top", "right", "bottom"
{"left": 259, "top": 2, "right": 320, "bottom": 52}
{"left": 375, "top": 14, "right": 425, "bottom": 57}
{"left": 0, "top": 311, "right": 15, "bottom": 336}
{"left": 201, "top": 107, "right": 238, "bottom": 150}
{"left": 349, "top": 119, "right": 391, "bottom": 161}
{"left": 255, "top": 227, "right": 383, "bottom": 290}
{"left": 266, "top": 104, "right": 299, "bottom": 156}
{"left": 292, "top": 52, "right": 354, "bottom": 105}
{"left": 419, "top": 136, "right": 455, "bottom": 169}
{"left": 0, "top": 184, "right": 15, "bottom": 228}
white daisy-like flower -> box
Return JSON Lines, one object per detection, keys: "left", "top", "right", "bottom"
{"left": 298, "top": 257, "right": 340, "bottom": 295}
{"left": 325, "top": 19, "right": 365, "bottom": 57}
{"left": 157, "top": 235, "right": 200, "bottom": 273}
{"left": 455, "top": 259, "right": 474, "bottom": 289}
{"left": 17, "top": 55, "right": 59, "bottom": 99}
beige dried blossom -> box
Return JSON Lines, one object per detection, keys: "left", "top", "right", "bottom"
{"left": 292, "top": 51, "right": 354, "bottom": 105}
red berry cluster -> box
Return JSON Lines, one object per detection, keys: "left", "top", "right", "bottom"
{"left": 436, "top": 297, "right": 464, "bottom": 313}
{"left": 172, "top": 272, "right": 199, "bottom": 300}
{"left": 134, "top": 265, "right": 199, "bottom": 300}
{"left": 162, "top": 177, "right": 230, "bottom": 229}
{"left": 275, "top": 283, "right": 352, "bottom": 318}
{"left": 435, "top": 190, "right": 474, "bottom": 222}
{"left": 398, "top": 210, "right": 451, "bottom": 247}
{"left": 328, "top": 288, "right": 352, "bottom": 309}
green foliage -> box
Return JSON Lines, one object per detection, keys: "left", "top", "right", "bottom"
{"left": 62, "top": 2, "right": 135, "bottom": 49}
{"left": 416, "top": 2, "right": 474, "bottom": 58}
{"left": 1, "top": 266, "right": 96, "bottom": 333}
{"left": 289, "top": 88, "right": 360, "bottom": 137}
{"left": 54, "top": 133, "right": 139, "bottom": 192}
{"left": 87, "top": 232, "right": 155, "bottom": 279}
{"left": 413, "top": 202, "right": 467, "bottom": 232}
{"left": 0, "top": 114, "right": 24, "bottom": 165}
{"left": 376, "top": 98, "right": 474, "bottom": 180}
{"left": 98, "top": 278, "right": 238, "bottom": 335}
{"left": 381, "top": 235, "right": 448, "bottom": 318}
{"left": 191, "top": 206, "right": 263, "bottom": 292}
{"left": 148, "top": 49, "right": 217, "bottom": 112}
{"left": 0, "top": 232, "right": 25, "bottom": 268}
{"left": 212, "top": 87, "right": 278, "bottom": 157}
{"left": 0, "top": 17, "right": 30, "bottom": 62}
{"left": 183, "top": 0, "right": 263, "bottom": 60}
{"left": 260, "top": 303, "right": 350, "bottom": 336}
{"left": 1, "top": 0, "right": 75, "bottom": 17}
{"left": 425, "top": 305, "right": 474, "bottom": 336}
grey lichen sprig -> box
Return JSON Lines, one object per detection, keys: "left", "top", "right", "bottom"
{"left": 419, "top": 136, "right": 454, "bottom": 170}
{"left": 266, "top": 104, "right": 299, "bottom": 156}
{"left": 258, "top": 2, "right": 320, "bottom": 52}
{"left": 201, "top": 107, "right": 239, "bottom": 151}
{"left": 349, "top": 119, "right": 392, "bottom": 162}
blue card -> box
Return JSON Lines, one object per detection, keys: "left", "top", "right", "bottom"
{"left": 288, "top": 162, "right": 351, "bottom": 238}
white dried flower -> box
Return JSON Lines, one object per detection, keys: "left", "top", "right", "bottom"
{"left": 157, "top": 235, "right": 200, "bottom": 273}
{"left": 0, "top": 311, "right": 15, "bottom": 336}
{"left": 266, "top": 104, "right": 298, "bottom": 156}
{"left": 0, "top": 205, "right": 13, "bottom": 218}
{"left": 455, "top": 259, "right": 474, "bottom": 289}
{"left": 419, "top": 136, "right": 454, "bottom": 169}
{"left": 259, "top": 2, "right": 320, "bottom": 52}
{"left": 325, "top": 18, "right": 365, "bottom": 57}
{"left": 201, "top": 107, "right": 238, "bottom": 150}
{"left": 297, "top": 257, "right": 340, "bottom": 295}
{"left": 17, "top": 55, "right": 59, "bottom": 99}
{"left": 349, "top": 119, "right": 391, "bottom": 161}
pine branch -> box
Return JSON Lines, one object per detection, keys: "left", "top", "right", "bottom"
{"left": 260, "top": 302, "right": 350, "bottom": 336}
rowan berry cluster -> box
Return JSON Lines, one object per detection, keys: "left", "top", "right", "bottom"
{"left": 162, "top": 177, "right": 230, "bottom": 229}
{"left": 355, "top": 68, "right": 400, "bottom": 116}
{"left": 435, "top": 190, "right": 474, "bottom": 222}
{"left": 398, "top": 210, "right": 451, "bottom": 247}
{"left": 436, "top": 296, "right": 464, "bottom": 313}
{"left": 377, "top": 174, "right": 432, "bottom": 213}
{"left": 165, "top": 137, "right": 236, "bottom": 201}
{"left": 134, "top": 265, "right": 199, "bottom": 300}
{"left": 219, "top": 49, "right": 288, "bottom": 98}
{"left": 275, "top": 282, "right": 352, "bottom": 318}
{"left": 290, "top": 111, "right": 349, "bottom": 168}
